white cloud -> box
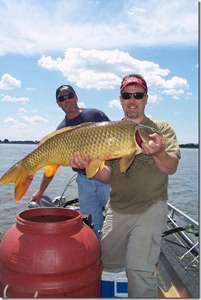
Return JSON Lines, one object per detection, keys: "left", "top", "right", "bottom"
{"left": 147, "top": 75, "right": 189, "bottom": 90}
{"left": 26, "top": 87, "right": 36, "bottom": 91}
{"left": 3, "top": 109, "right": 48, "bottom": 136}
{"left": 13, "top": 123, "right": 28, "bottom": 129}
{"left": 38, "top": 49, "right": 123, "bottom": 90}
{"left": 78, "top": 102, "right": 87, "bottom": 108}
{"left": 109, "top": 99, "right": 122, "bottom": 109}
{"left": 4, "top": 117, "right": 17, "bottom": 124}
{"left": 148, "top": 94, "right": 161, "bottom": 104}
{"left": 164, "top": 77, "right": 189, "bottom": 89}
{"left": 4, "top": 113, "right": 48, "bottom": 132}
{"left": 161, "top": 89, "right": 185, "bottom": 95}
{"left": 1, "top": 95, "right": 29, "bottom": 102}
{"left": 0, "top": 74, "right": 21, "bottom": 90}
{"left": 4, "top": 117, "right": 27, "bottom": 128}
{"left": 128, "top": 7, "right": 146, "bottom": 15}
{"left": 21, "top": 115, "right": 48, "bottom": 123}
{"left": 18, "top": 108, "right": 38, "bottom": 114}
{"left": 38, "top": 47, "right": 188, "bottom": 95}
{"left": 172, "top": 96, "right": 180, "bottom": 100}
{"left": 0, "top": 0, "right": 198, "bottom": 56}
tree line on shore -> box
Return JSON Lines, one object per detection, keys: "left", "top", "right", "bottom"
{"left": 0, "top": 139, "right": 199, "bottom": 148}
{"left": 0, "top": 139, "right": 38, "bottom": 144}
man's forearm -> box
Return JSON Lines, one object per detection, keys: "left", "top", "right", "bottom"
{"left": 39, "top": 174, "right": 54, "bottom": 193}
{"left": 94, "top": 165, "right": 111, "bottom": 183}
{"left": 153, "top": 150, "right": 179, "bottom": 175}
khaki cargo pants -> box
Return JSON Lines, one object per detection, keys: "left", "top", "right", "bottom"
{"left": 100, "top": 200, "right": 167, "bottom": 298}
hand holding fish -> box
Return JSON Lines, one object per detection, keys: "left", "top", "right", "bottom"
{"left": 70, "top": 152, "right": 90, "bottom": 169}
{"left": 142, "top": 133, "right": 179, "bottom": 175}
{"left": 141, "top": 133, "right": 163, "bottom": 156}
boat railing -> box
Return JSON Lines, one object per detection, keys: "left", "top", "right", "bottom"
{"left": 166, "top": 202, "right": 199, "bottom": 270}
{"left": 168, "top": 202, "right": 198, "bottom": 227}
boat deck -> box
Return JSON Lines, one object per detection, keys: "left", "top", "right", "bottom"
{"left": 157, "top": 221, "right": 199, "bottom": 298}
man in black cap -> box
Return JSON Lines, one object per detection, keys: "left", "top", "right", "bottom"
{"left": 30, "top": 85, "right": 110, "bottom": 239}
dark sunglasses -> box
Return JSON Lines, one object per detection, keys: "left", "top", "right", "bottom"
{"left": 58, "top": 92, "right": 75, "bottom": 102}
{"left": 121, "top": 92, "right": 146, "bottom": 100}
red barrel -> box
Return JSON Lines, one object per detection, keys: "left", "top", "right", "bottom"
{"left": 0, "top": 208, "right": 102, "bottom": 298}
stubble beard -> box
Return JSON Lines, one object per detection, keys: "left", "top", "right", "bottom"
{"left": 126, "top": 110, "right": 139, "bottom": 119}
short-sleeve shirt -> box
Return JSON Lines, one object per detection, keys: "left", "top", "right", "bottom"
{"left": 106, "top": 116, "right": 181, "bottom": 214}
{"left": 57, "top": 108, "right": 110, "bottom": 174}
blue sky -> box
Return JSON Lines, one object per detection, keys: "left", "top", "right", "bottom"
{"left": 0, "top": 0, "right": 199, "bottom": 143}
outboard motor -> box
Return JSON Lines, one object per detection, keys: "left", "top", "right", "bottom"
{"left": 28, "top": 195, "right": 56, "bottom": 208}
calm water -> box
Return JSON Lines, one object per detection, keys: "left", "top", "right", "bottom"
{"left": 0, "top": 144, "right": 199, "bottom": 235}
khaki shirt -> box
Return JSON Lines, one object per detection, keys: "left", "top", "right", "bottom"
{"left": 106, "top": 116, "right": 181, "bottom": 214}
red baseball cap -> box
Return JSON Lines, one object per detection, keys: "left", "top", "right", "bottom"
{"left": 120, "top": 77, "right": 148, "bottom": 92}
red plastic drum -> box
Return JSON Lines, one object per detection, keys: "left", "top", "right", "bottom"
{"left": 0, "top": 208, "right": 102, "bottom": 298}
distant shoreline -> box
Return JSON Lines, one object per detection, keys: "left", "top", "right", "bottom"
{"left": 0, "top": 140, "right": 38, "bottom": 145}
{"left": 179, "top": 144, "right": 199, "bottom": 149}
{"left": 0, "top": 140, "right": 199, "bottom": 149}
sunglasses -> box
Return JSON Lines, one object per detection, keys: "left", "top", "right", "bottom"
{"left": 58, "top": 92, "right": 75, "bottom": 102}
{"left": 121, "top": 92, "right": 146, "bottom": 100}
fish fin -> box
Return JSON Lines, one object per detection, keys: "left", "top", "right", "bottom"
{"left": 38, "top": 122, "right": 96, "bottom": 147}
{"left": 120, "top": 153, "right": 137, "bottom": 173}
{"left": 38, "top": 127, "right": 75, "bottom": 146}
{"left": 99, "top": 160, "right": 105, "bottom": 171}
{"left": 44, "top": 165, "right": 60, "bottom": 177}
{"left": 162, "top": 135, "right": 166, "bottom": 144}
{"left": 85, "top": 160, "right": 104, "bottom": 178}
{"left": 0, "top": 162, "right": 33, "bottom": 201}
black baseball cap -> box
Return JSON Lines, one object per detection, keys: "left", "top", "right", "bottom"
{"left": 56, "top": 85, "right": 76, "bottom": 102}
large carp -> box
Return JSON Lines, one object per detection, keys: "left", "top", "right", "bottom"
{"left": 0, "top": 121, "right": 165, "bottom": 201}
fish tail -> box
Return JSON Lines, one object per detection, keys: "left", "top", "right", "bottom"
{"left": 0, "top": 162, "right": 33, "bottom": 201}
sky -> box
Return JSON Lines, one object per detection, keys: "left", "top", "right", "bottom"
{"left": 0, "top": 0, "right": 199, "bottom": 144}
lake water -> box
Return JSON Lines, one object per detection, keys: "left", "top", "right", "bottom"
{"left": 0, "top": 144, "right": 199, "bottom": 235}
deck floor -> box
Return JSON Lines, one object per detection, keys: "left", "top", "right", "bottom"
{"left": 157, "top": 223, "right": 199, "bottom": 298}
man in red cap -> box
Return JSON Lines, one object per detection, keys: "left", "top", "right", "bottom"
{"left": 70, "top": 74, "right": 180, "bottom": 297}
